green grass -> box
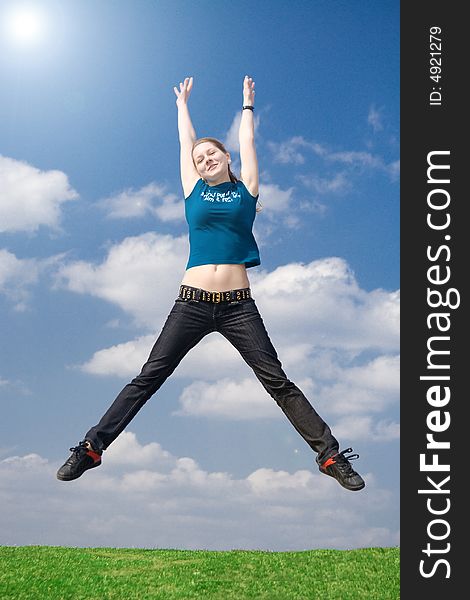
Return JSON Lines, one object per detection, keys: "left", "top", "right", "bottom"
{"left": 0, "top": 546, "right": 399, "bottom": 600}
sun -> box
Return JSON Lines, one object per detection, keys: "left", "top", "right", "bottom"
{"left": 4, "top": 5, "right": 46, "bottom": 46}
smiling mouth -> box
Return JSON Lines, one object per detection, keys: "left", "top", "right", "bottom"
{"left": 207, "top": 164, "right": 217, "bottom": 171}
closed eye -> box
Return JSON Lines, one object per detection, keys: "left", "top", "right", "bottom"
{"left": 195, "top": 149, "right": 216, "bottom": 164}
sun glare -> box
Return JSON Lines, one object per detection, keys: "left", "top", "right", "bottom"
{"left": 4, "top": 5, "right": 46, "bottom": 45}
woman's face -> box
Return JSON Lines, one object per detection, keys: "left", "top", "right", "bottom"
{"left": 193, "top": 142, "right": 230, "bottom": 182}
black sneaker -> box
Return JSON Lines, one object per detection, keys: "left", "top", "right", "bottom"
{"left": 318, "top": 448, "right": 365, "bottom": 491}
{"left": 56, "top": 441, "right": 102, "bottom": 481}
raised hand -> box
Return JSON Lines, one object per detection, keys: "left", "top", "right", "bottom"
{"left": 174, "top": 77, "right": 193, "bottom": 106}
{"left": 243, "top": 75, "right": 255, "bottom": 107}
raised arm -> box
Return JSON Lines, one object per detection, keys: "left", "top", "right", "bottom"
{"left": 239, "top": 75, "right": 259, "bottom": 198}
{"left": 173, "top": 77, "right": 200, "bottom": 198}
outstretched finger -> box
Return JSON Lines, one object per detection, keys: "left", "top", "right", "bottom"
{"left": 244, "top": 75, "right": 254, "bottom": 89}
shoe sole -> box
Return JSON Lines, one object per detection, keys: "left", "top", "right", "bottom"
{"left": 56, "top": 460, "right": 101, "bottom": 481}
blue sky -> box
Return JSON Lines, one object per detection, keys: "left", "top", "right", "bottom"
{"left": 0, "top": 0, "right": 399, "bottom": 551}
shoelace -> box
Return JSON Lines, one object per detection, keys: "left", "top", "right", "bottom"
{"left": 66, "top": 442, "right": 89, "bottom": 462}
{"left": 334, "top": 448, "right": 360, "bottom": 473}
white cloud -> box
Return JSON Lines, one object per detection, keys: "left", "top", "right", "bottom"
{"left": 388, "top": 160, "right": 400, "bottom": 180}
{"left": 170, "top": 354, "right": 399, "bottom": 425}
{"left": 0, "top": 155, "right": 78, "bottom": 233}
{"left": 368, "top": 105, "right": 384, "bottom": 132}
{"left": 314, "top": 355, "right": 400, "bottom": 417}
{"left": 266, "top": 136, "right": 388, "bottom": 174}
{"left": 0, "top": 249, "right": 39, "bottom": 287}
{"left": 81, "top": 332, "right": 246, "bottom": 377}
{"left": 174, "top": 376, "right": 314, "bottom": 420}
{"left": 56, "top": 232, "right": 189, "bottom": 328}
{"left": 267, "top": 135, "right": 399, "bottom": 188}
{"left": 79, "top": 333, "right": 157, "bottom": 376}
{"left": 326, "top": 150, "right": 400, "bottom": 182}
{"left": 328, "top": 150, "right": 384, "bottom": 170}
{"left": 224, "top": 111, "right": 260, "bottom": 153}
{"left": 332, "top": 416, "right": 400, "bottom": 443}
{"left": 100, "top": 182, "right": 185, "bottom": 222}
{"left": 247, "top": 467, "right": 313, "bottom": 495}
{"left": 0, "top": 375, "right": 30, "bottom": 397}
{"left": 298, "top": 172, "right": 350, "bottom": 194}
{"left": 342, "top": 355, "right": 400, "bottom": 391}
{"left": 249, "top": 259, "right": 399, "bottom": 352}
{"left": 267, "top": 136, "right": 327, "bottom": 165}
{"left": 1, "top": 249, "right": 65, "bottom": 310}
{"left": 0, "top": 431, "right": 398, "bottom": 550}
{"left": 268, "top": 140, "right": 304, "bottom": 165}
{"left": 255, "top": 182, "right": 320, "bottom": 230}
{"left": 224, "top": 112, "right": 242, "bottom": 153}
{"left": 322, "top": 151, "right": 400, "bottom": 182}
{"left": 258, "top": 183, "right": 294, "bottom": 213}
{"left": 267, "top": 135, "right": 397, "bottom": 179}
{"left": 0, "top": 249, "right": 41, "bottom": 310}
{"left": 102, "top": 431, "right": 174, "bottom": 468}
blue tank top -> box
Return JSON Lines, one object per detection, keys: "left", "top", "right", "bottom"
{"left": 184, "top": 178, "right": 261, "bottom": 270}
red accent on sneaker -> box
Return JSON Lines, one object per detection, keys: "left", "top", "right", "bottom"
{"left": 86, "top": 450, "right": 101, "bottom": 463}
{"left": 321, "top": 456, "right": 337, "bottom": 470}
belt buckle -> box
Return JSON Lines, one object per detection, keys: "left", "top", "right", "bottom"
{"left": 214, "top": 291, "right": 221, "bottom": 303}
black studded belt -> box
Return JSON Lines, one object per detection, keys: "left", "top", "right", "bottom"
{"left": 178, "top": 284, "right": 252, "bottom": 303}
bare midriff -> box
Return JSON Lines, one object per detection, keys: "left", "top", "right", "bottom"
{"left": 180, "top": 264, "right": 250, "bottom": 292}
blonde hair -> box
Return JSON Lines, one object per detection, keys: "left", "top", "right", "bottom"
{"left": 192, "top": 137, "right": 263, "bottom": 212}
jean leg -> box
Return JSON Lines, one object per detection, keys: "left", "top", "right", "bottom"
{"left": 85, "top": 300, "right": 214, "bottom": 452}
{"left": 217, "top": 299, "right": 339, "bottom": 461}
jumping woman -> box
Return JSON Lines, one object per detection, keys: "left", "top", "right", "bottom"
{"left": 57, "top": 76, "right": 365, "bottom": 491}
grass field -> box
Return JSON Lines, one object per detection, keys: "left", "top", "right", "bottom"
{"left": 0, "top": 546, "right": 399, "bottom": 599}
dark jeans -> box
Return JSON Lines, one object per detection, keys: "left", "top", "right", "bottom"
{"left": 85, "top": 295, "right": 339, "bottom": 462}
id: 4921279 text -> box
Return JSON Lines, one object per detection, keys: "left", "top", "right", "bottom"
{"left": 429, "top": 26, "right": 442, "bottom": 106}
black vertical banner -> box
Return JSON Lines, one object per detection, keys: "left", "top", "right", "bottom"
{"left": 401, "top": 2, "right": 465, "bottom": 598}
